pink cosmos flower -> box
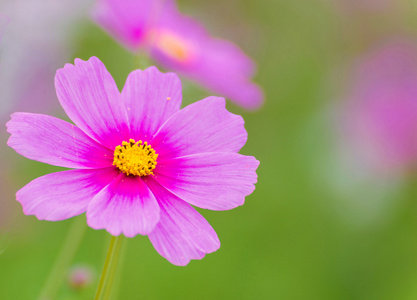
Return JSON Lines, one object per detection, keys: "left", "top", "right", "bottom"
{"left": 6, "top": 57, "right": 259, "bottom": 266}
{"left": 91, "top": 0, "right": 263, "bottom": 110}
{"left": 341, "top": 42, "right": 417, "bottom": 172}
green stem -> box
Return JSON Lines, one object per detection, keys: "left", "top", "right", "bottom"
{"left": 94, "top": 235, "right": 124, "bottom": 300}
{"left": 102, "top": 236, "right": 126, "bottom": 300}
{"left": 38, "top": 217, "right": 86, "bottom": 300}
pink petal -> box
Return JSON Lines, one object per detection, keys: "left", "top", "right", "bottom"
{"left": 152, "top": 97, "right": 247, "bottom": 160}
{"left": 16, "top": 168, "right": 119, "bottom": 221}
{"left": 154, "top": 42, "right": 264, "bottom": 110}
{"left": 150, "top": 2, "right": 263, "bottom": 110}
{"left": 87, "top": 174, "right": 160, "bottom": 237}
{"left": 154, "top": 152, "right": 259, "bottom": 210}
{"left": 55, "top": 57, "right": 130, "bottom": 149}
{"left": 7, "top": 112, "right": 113, "bottom": 169}
{"left": 159, "top": 0, "right": 206, "bottom": 36}
{"left": 91, "top": 0, "right": 263, "bottom": 110}
{"left": 92, "top": 0, "right": 159, "bottom": 51}
{"left": 184, "top": 38, "right": 263, "bottom": 110}
{"left": 146, "top": 178, "right": 220, "bottom": 266}
{"left": 121, "top": 66, "right": 181, "bottom": 141}
{"left": 155, "top": 1, "right": 255, "bottom": 76}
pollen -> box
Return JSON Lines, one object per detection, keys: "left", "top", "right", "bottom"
{"left": 148, "top": 29, "right": 195, "bottom": 63}
{"left": 113, "top": 139, "right": 158, "bottom": 176}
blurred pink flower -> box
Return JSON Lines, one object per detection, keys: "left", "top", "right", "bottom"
{"left": 92, "top": 0, "right": 263, "bottom": 110}
{"left": 68, "top": 265, "right": 95, "bottom": 290}
{"left": 342, "top": 42, "right": 417, "bottom": 172}
{"left": 7, "top": 57, "right": 259, "bottom": 265}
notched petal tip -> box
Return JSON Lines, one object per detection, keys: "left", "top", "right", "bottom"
{"left": 143, "top": 65, "right": 161, "bottom": 73}
{"left": 168, "top": 235, "right": 221, "bottom": 266}
{"left": 6, "top": 112, "right": 24, "bottom": 130}
{"left": 122, "top": 65, "right": 182, "bottom": 139}
{"left": 248, "top": 156, "right": 261, "bottom": 172}
{"left": 170, "top": 253, "right": 206, "bottom": 267}
{"left": 76, "top": 56, "right": 100, "bottom": 65}
{"left": 86, "top": 175, "right": 161, "bottom": 238}
{"left": 147, "top": 180, "right": 221, "bottom": 265}
{"left": 56, "top": 57, "right": 103, "bottom": 76}
{"left": 86, "top": 219, "right": 155, "bottom": 238}
{"left": 85, "top": 220, "right": 123, "bottom": 237}
{"left": 152, "top": 96, "right": 248, "bottom": 159}
{"left": 55, "top": 55, "right": 130, "bottom": 149}
{"left": 154, "top": 152, "right": 259, "bottom": 211}
{"left": 129, "top": 65, "right": 182, "bottom": 83}
{"left": 6, "top": 112, "right": 114, "bottom": 169}
{"left": 5, "top": 114, "right": 15, "bottom": 137}
{"left": 15, "top": 169, "right": 118, "bottom": 222}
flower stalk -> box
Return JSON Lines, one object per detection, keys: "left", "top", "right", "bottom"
{"left": 103, "top": 236, "right": 126, "bottom": 300}
{"left": 94, "top": 235, "right": 124, "bottom": 300}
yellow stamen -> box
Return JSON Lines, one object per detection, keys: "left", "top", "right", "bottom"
{"left": 113, "top": 139, "right": 158, "bottom": 176}
{"left": 149, "top": 29, "right": 195, "bottom": 63}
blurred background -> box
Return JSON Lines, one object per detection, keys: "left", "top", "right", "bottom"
{"left": 2, "top": 0, "right": 417, "bottom": 299}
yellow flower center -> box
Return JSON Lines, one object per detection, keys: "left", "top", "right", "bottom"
{"left": 113, "top": 139, "right": 158, "bottom": 176}
{"left": 148, "top": 29, "right": 195, "bottom": 63}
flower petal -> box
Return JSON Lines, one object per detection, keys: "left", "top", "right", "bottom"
{"left": 92, "top": 0, "right": 158, "bottom": 51}
{"left": 16, "top": 168, "right": 119, "bottom": 221}
{"left": 155, "top": 0, "right": 255, "bottom": 75}
{"left": 7, "top": 112, "right": 113, "bottom": 169}
{"left": 181, "top": 38, "right": 264, "bottom": 110}
{"left": 55, "top": 56, "right": 129, "bottom": 149}
{"left": 154, "top": 152, "right": 259, "bottom": 210}
{"left": 150, "top": 1, "right": 264, "bottom": 110}
{"left": 146, "top": 178, "right": 220, "bottom": 266}
{"left": 152, "top": 97, "right": 247, "bottom": 160}
{"left": 121, "top": 66, "right": 181, "bottom": 141}
{"left": 87, "top": 174, "right": 160, "bottom": 237}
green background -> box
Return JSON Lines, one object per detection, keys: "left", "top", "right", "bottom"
{"left": 3, "top": 0, "right": 417, "bottom": 299}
